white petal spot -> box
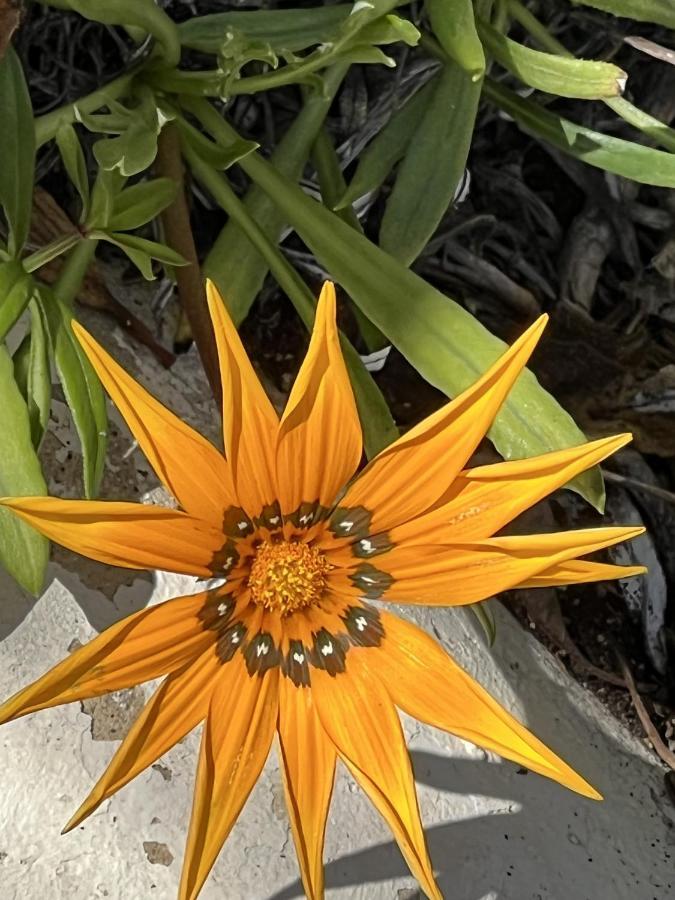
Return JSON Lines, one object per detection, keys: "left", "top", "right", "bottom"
{"left": 361, "top": 575, "right": 375, "bottom": 584}
{"left": 217, "top": 602, "right": 229, "bottom": 617}
{"left": 340, "top": 520, "right": 354, "bottom": 532}
{"left": 224, "top": 556, "right": 234, "bottom": 569}
{"left": 231, "top": 633, "right": 241, "bottom": 644}
{"left": 293, "top": 651, "right": 305, "bottom": 664}
{"left": 320, "top": 641, "right": 333, "bottom": 656}
{"left": 237, "top": 520, "right": 249, "bottom": 531}
{"left": 355, "top": 615, "right": 367, "bottom": 632}
{"left": 299, "top": 513, "right": 312, "bottom": 525}
{"left": 360, "top": 539, "right": 374, "bottom": 554}
{"left": 269, "top": 516, "right": 280, "bottom": 525}
{"left": 256, "top": 641, "right": 269, "bottom": 657}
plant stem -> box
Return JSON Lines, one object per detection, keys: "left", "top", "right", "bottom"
{"left": 34, "top": 71, "right": 136, "bottom": 147}
{"left": 23, "top": 233, "right": 82, "bottom": 273}
{"left": 154, "top": 123, "right": 222, "bottom": 408}
{"left": 53, "top": 238, "right": 98, "bottom": 306}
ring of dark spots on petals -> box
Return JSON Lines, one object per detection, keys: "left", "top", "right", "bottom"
{"left": 222, "top": 507, "right": 254, "bottom": 538}
{"left": 254, "top": 501, "right": 283, "bottom": 531}
{"left": 352, "top": 533, "right": 394, "bottom": 559}
{"left": 309, "top": 628, "right": 349, "bottom": 676}
{"left": 210, "top": 539, "right": 240, "bottom": 576}
{"left": 283, "top": 639, "right": 311, "bottom": 687}
{"left": 287, "top": 500, "right": 329, "bottom": 530}
{"left": 244, "top": 632, "right": 281, "bottom": 676}
{"left": 349, "top": 564, "right": 394, "bottom": 599}
{"left": 329, "top": 506, "right": 372, "bottom": 540}
{"left": 342, "top": 605, "right": 384, "bottom": 647}
{"left": 216, "top": 621, "right": 248, "bottom": 663}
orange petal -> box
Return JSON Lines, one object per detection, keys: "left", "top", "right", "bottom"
{"left": 0, "top": 591, "right": 214, "bottom": 725}
{"left": 518, "top": 558, "right": 647, "bottom": 588}
{"left": 206, "top": 280, "right": 279, "bottom": 517}
{"left": 73, "top": 320, "right": 235, "bottom": 526}
{"left": 340, "top": 316, "right": 547, "bottom": 532}
{"left": 278, "top": 678, "right": 336, "bottom": 900}
{"left": 276, "top": 282, "right": 362, "bottom": 516}
{"left": 0, "top": 497, "right": 226, "bottom": 577}
{"left": 312, "top": 654, "right": 441, "bottom": 900}
{"left": 329, "top": 526, "right": 644, "bottom": 605}
{"left": 374, "top": 610, "right": 601, "bottom": 799}
{"left": 63, "top": 649, "right": 219, "bottom": 832}
{"left": 179, "top": 659, "right": 279, "bottom": 900}
{"left": 385, "top": 433, "right": 632, "bottom": 546}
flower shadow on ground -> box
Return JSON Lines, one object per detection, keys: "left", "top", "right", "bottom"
{"left": 268, "top": 608, "right": 672, "bottom": 900}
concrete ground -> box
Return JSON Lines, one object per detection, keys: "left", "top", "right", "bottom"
{"left": 1, "top": 293, "right": 673, "bottom": 899}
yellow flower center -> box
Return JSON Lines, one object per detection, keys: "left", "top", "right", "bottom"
{"left": 248, "top": 540, "right": 331, "bottom": 615}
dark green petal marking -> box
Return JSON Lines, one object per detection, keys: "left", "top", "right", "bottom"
{"left": 352, "top": 533, "right": 394, "bottom": 559}
{"left": 216, "top": 621, "right": 248, "bottom": 663}
{"left": 222, "top": 506, "right": 254, "bottom": 538}
{"left": 349, "top": 563, "right": 394, "bottom": 599}
{"left": 343, "top": 605, "right": 384, "bottom": 647}
{"left": 329, "top": 505, "right": 372, "bottom": 540}
{"left": 283, "top": 639, "right": 311, "bottom": 687}
{"left": 243, "top": 631, "right": 281, "bottom": 676}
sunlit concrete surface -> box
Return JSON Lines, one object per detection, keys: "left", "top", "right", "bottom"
{"left": 1, "top": 565, "right": 672, "bottom": 900}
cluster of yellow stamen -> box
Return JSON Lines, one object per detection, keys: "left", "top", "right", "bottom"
{"left": 248, "top": 540, "right": 332, "bottom": 615}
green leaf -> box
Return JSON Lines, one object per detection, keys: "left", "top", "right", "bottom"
{"left": 336, "top": 79, "right": 436, "bottom": 210}
{"left": 107, "top": 178, "right": 178, "bottom": 231}
{"left": 38, "top": 288, "right": 107, "bottom": 498}
{"left": 93, "top": 123, "right": 160, "bottom": 178}
{"left": 56, "top": 0, "right": 181, "bottom": 67}
{"left": 174, "top": 116, "right": 259, "bottom": 170}
{"left": 484, "top": 78, "right": 675, "bottom": 188}
{"left": 13, "top": 299, "right": 51, "bottom": 448}
{"left": 87, "top": 169, "right": 126, "bottom": 229}
{"left": 190, "top": 101, "right": 604, "bottom": 508}
{"left": 426, "top": 0, "right": 485, "bottom": 78}
{"left": 0, "top": 259, "right": 34, "bottom": 343}
{"left": 572, "top": 0, "right": 675, "bottom": 28}
{"left": 94, "top": 231, "right": 187, "bottom": 280}
{"left": 477, "top": 19, "right": 626, "bottom": 99}
{"left": 178, "top": 4, "right": 351, "bottom": 54}
{"left": 203, "top": 63, "right": 348, "bottom": 325}
{"left": 182, "top": 142, "right": 399, "bottom": 458}
{"left": 0, "top": 344, "right": 48, "bottom": 595}
{"left": 379, "top": 62, "right": 481, "bottom": 265}
{"left": 471, "top": 602, "right": 497, "bottom": 646}
{"left": 55, "top": 124, "right": 91, "bottom": 222}
{"left": 0, "top": 47, "right": 36, "bottom": 257}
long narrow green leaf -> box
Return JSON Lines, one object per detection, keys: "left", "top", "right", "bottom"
{"left": 0, "top": 48, "right": 35, "bottom": 257}
{"left": 426, "top": 0, "right": 485, "bottom": 77}
{"left": 13, "top": 299, "right": 52, "bottom": 448}
{"left": 187, "top": 97, "right": 604, "bottom": 509}
{"left": 203, "top": 63, "right": 348, "bottom": 325}
{"left": 484, "top": 78, "right": 675, "bottom": 188}
{"left": 572, "top": 0, "right": 675, "bottom": 28}
{"left": 379, "top": 62, "right": 481, "bottom": 265}
{"left": 336, "top": 78, "right": 436, "bottom": 210}
{"left": 507, "top": 0, "right": 675, "bottom": 152}
{"left": 182, "top": 138, "right": 398, "bottom": 459}
{"left": 0, "top": 260, "right": 33, "bottom": 343}
{"left": 477, "top": 19, "right": 626, "bottom": 99}
{"left": 107, "top": 178, "right": 178, "bottom": 231}
{"left": 178, "top": 4, "right": 351, "bottom": 53}
{"left": 56, "top": 124, "right": 90, "bottom": 223}
{"left": 38, "top": 288, "right": 108, "bottom": 498}
{"left": 0, "top": 344, "right": 48, "bottom": 595}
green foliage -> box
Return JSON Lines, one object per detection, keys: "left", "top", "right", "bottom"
{"left": 1, "top": 0, "right": 672, "bottom": 590}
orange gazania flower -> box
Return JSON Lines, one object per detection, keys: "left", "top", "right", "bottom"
{"left": 0, "top": 282, "right": 643, "bottom": 900}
